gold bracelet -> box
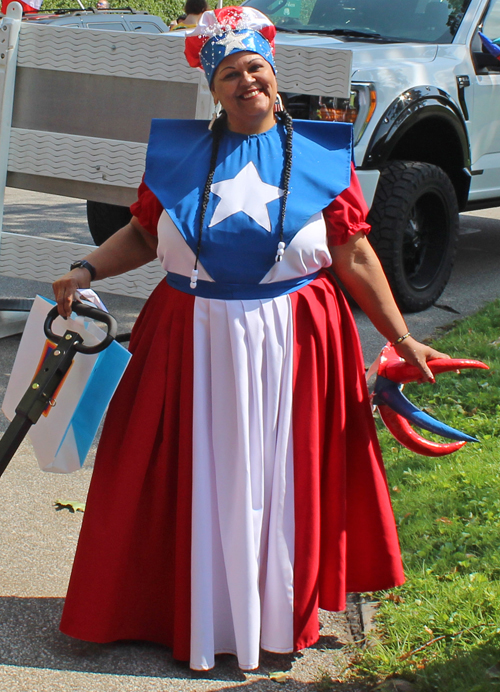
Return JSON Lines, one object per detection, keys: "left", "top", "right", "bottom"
{"left": 392, "top": 331, "right": 411, "bottom": 346}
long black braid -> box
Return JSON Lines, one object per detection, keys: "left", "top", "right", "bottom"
{"left": 194, "top": 110, "right": 228, "bottom": 274}
{"left": 275, "top": 108, "right": 293, "bottom": 260}
{"left": 191, "top": 105, "right": 294, "bottom": 287}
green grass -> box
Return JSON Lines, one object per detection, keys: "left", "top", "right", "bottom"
{"left": 355, "top": 300, "right": 500, "bottom": 691}
{"left": 42, "top": 0, "right": 240, "bottom": 25}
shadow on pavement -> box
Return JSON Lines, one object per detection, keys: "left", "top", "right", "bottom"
{"left": 3, "top": 198, "right": 91, "bottom": 245}
{"left": 0, "top": 596, "right": 247, "bottom": 681}
{"left": 0, "top": 596, "right": 357, "bottom": 687}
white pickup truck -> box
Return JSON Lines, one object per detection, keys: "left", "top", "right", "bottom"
{"left": 242, "top": 0, "right": 500, "bottom": 311}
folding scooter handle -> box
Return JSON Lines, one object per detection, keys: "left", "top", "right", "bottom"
{"left": 0, "top": 302, "right": 119, "bottom": 478}
{"left": 44, "top": 302, "right": 118, "bottom": 355}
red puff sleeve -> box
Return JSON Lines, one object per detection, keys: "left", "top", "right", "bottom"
{"left": 324, "top": 164, "right": 371, "bottom": 246}
{"left": 129, "top": 178, "right": 164, "bottom": 237}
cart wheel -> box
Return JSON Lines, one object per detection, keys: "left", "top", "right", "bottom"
{"left": 86, "top": 201, "right": 132, "bottom": 246}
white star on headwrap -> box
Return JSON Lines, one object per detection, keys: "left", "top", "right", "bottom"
{"left": 209, "top": 162, "right": 283, "bottom": 232}
{"left": 218, "top": 29, "right": 251, "bottom": 57}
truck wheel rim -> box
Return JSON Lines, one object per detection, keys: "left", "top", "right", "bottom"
{"left": 402, "top": 191, "right": 449, "bottom": 292}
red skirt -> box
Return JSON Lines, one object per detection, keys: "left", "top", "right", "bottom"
{"left": 60, "top": 271, "right": 404, "bottom": 664}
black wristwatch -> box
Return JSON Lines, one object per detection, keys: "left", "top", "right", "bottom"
{"left": 70, "top": 260, "right": 97, "bottom": 281}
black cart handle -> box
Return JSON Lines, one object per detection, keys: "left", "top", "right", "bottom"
{"left": 44, "top": 302, "right": 117, "bottom": 355}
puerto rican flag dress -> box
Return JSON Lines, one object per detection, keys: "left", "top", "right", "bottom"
{"left": 60, "top": 119, "right": 404, "bottom": 671}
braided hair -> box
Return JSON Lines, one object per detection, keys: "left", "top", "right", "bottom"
{"left": 194, "top": 110, "right": 228, "bottom": 277}
{"left": 190, "top": 105, "right": 294, "bottom": 288}
{"left": 275, "top": 108, "right": 293, "bottom": 260}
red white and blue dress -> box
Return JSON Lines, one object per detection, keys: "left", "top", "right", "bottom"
{"left": 60, "top": 119, "right": 404, "bottom": 671}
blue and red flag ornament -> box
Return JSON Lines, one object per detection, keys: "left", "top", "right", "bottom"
{"left": 370, "top": 344, "right": 488, "bottom": 457}
{"left": 479, "top": 31, "right": 500, "bottom": 59}
{"left": 1, "top": 0, "right": 43, "bottom": 13}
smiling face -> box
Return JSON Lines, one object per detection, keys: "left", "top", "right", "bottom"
{"left": 210, "top": 51, "right": 278, "bottom": 135}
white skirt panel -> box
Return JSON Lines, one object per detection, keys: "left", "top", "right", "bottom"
{"left": 190, "top": 295, "right": 296, "bottom": 671}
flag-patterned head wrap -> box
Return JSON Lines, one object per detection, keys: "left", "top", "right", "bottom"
{"left": 184, "top": 6, "right": 277, "bottom": 85}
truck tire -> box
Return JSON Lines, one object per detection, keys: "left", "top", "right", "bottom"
{"left": 86, "top": 201, "right": 132, "bottom": 246}
{"left": 367, "top": 161, "right": 459, "bottom": 312}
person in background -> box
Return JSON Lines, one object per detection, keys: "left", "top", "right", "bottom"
{"left": 170, "top": 0, "right": 207, "bottom": 30}
{"left": 96, "top": 0, "right": 110, "bottom": 9}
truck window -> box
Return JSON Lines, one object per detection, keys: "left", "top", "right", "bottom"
{"left": 86, "top": 22, "right": 127, "bottom": 31}
{"left": 129, "top": 21, "right": 163, "bottom": 33}
{"left": 482, "top": 0, "right": 500, "bottom": 40}
{"left": 245, "top": 0, "right": 472, "bottom": 43}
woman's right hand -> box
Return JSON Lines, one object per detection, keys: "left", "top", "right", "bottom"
{"left": 53, "top": 267, "right": 92, "bottom": 318}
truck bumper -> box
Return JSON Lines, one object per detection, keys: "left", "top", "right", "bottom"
{"left": 355, "top": 169, "right": 380, "bottom": 209}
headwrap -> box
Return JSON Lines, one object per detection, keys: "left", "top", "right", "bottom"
{"left": 184, "top": 6, "right": 277, "bottom": 85}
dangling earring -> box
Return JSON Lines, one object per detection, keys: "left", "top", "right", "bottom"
{"left": 274, "top": 93, "right": 284, "bottom": 114}
{"left": 208, "top": 102, "right": 222, "bottom": 131}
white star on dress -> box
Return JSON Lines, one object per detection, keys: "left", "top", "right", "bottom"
{"left": 209, "top": 161, "right": 283, "bottom": 232}
{"left": 218, "top": 30, "right": 251, "bottom": 57}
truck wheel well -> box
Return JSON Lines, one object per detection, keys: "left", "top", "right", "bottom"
{"left": 388, "top": 118, "right": 469, "bottom": 209}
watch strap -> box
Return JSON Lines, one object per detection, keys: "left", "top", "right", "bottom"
{"left": 70, "top": 260, "right": 97, "bottom": 281}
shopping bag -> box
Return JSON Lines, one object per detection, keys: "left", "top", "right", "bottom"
{"left": 2, "top": 295, "right": 131, "bottom": 473}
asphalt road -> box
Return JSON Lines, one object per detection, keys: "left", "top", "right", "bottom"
{"left": 0, "top": 188, "right": 499, "bottom": 692}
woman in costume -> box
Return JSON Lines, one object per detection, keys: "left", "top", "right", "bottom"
{"left": 53, "top": 6, "right": 447, "bottom": 672}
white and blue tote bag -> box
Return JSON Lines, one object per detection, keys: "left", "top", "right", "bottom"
{"left": 2, "top": 295, "right": 131, "bottom": 473}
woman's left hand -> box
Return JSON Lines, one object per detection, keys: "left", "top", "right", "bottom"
{"left": 394, "top": 336, "right": 450, "bottom": 383}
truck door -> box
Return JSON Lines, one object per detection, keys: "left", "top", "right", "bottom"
{"left": 468, "top": 0, "right": 500, "bottom": 202}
